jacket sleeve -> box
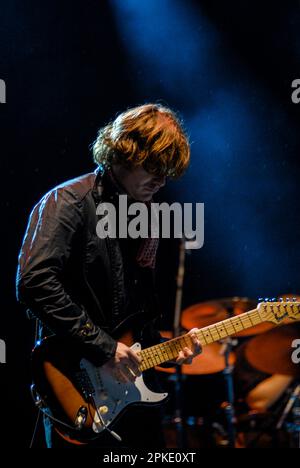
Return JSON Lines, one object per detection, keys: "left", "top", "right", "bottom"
{"left": 16, "top": 186, "right": 117, "bottom": 365}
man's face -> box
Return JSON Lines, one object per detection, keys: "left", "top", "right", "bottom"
{"left": 112, "top": 164, "right": 166, "bottom": 201}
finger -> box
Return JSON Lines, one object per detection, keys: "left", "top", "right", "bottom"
{"left": 190, "top": 335, "right": 202, "bottom": 355}
{"left": 176, "top": 350, "right": 185, "bottom": 365}
{"left": 188, "top": 329, "right": 202, "bottom": 355}
{"left": 180, "top": 348, "right": 194, "bottom": 365}
{"left": 190, "top": 334, "right": 198, "bottom": 344}
{"left": 183, "top": 347, "right": 194, "bottom": 359}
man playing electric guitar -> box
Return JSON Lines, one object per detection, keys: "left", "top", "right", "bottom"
{"left": 16, "top": 103, "right": 201, "bottom": 448}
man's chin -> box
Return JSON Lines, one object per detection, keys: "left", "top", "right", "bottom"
{"left": 132, "top": 192, "right": 153, "bottom": 202}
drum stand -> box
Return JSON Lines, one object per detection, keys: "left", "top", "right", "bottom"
{"left": 171, "top": 237, "right": 203, "bottom": 448}
{"left": 277, "top": 383, "right": 300, "bottom": 448}
{"left": 220, "top": 337, "right": 237, "bottom": 448}
{"left": 172, "top": 238, "right": 187, "bottom": 448}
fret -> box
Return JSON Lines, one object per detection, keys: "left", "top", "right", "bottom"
{"left": 208, "top": 326, "right": 221, "bottom": 340}
{"left": 173, "top": 340, "right": 181, "bottom": 351}
{"left": 182, "top": 334, "right": 192, "bottom": 349}
{"left": 204, "top": 327, "right": 214, "bottom": 340}
{"left": 160, "top": 343, "right": 173, "bottom": 361}
{"left": 223, "top": 320, "right": 235, "bottom": 336}
{"left": 215, "top": 323, "right": 228, "bottom": 339}
{"left": 149, "top": 348, "right": 161, "bottom": 362}
{"left": 197, "top": 330, "right": 208, "bottom": 346}
{"left": 200, "top": 328, "right": 214, "bottom": 344}
{"left": 231, "top": 316, "right": 244, "bottom": 332}
{"left": 249, "top": 315, "right": 257, "bottom": 325}
{"left": 140, "top": 338, "right": 180, "bottom": 370}
{"left": 239, "top": 314, "right": 253, "bottom": 328}
{"left": 142, "top": 352, "right": 155, "bottom": 368}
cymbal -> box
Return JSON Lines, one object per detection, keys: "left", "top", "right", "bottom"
{"left": 181, "top": 298, "right": 273, "bottom": 337}
{"left": 181, "top": 301, "right": 228, "bottom": 330}
{"left": 156, "top": 331, "right": 235, "bottom": 375}
{"left": 245, "top": 323, "right": 300, "bottom": 377}
{"left": 218, "top": 297, "right": 257, "bottom": 312}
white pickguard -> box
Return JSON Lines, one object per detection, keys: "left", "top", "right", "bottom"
{"left": 80, "top": 342, "right": 168, "bottom": 433}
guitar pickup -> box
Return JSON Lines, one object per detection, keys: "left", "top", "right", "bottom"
{"left": 75, "top": 370, "right": 95, "bottom": 398}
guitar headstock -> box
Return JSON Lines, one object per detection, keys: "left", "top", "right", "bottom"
{"left": 257, "top": 299, "right": 300, "bottom": 324}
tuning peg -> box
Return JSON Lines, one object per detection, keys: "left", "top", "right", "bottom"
{"left": 258, "top": 297, "right": 264, "bottom": 302}
{"left": 264, "top": 297, "right": 269, "bottom": 302}
{"left": 293, "top": 297, "right": 297, "bottom": 302}
{"left": 279, "top": 297, "right": 283, "bottom": 302}
{"left": 271, "top": 297, "right": 276, "bottom": 302}
{"left": 286, "top": 297, "right": 290, "bottom": 302}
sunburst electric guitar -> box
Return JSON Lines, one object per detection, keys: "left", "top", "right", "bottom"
{"left": 32, "top": 301, "right": 300, "bottom": 442}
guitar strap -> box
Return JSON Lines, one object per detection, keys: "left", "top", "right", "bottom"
{"left": 81, "top": 167, "right": 108, "bottom": 328}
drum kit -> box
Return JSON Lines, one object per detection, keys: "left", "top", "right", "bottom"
{"left": 156, "top": 296, "right": 300, "bottom": 448}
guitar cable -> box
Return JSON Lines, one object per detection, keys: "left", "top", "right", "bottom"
{"left": 29, "top": 397, "right": 87, "bottom": 448}
{"left": 29, "top": 405, "right": 42, "bottom": 448}
{"left": 88, "top": 394, "right": 122, "bottom": 442}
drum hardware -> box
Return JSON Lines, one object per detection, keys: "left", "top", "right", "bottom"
{"left": 211, "top": 422, "right": 229, "bottom": 447}
{"left": 277, "top": 384, "right": 300, "bottom": 448}
{"left": 286, "top": 403, "right": 300, "bottom": 448}
{"left": 277, "top": 384, "right": 300, "bottom": 430}
{"left": 157, "top": 332, "right": 237, "bottom": 448}
{"left": 219, "top": 337, "right": 239, "bottom": 448}
{"left": 172, "top": 238, "right": 188, "bottom": 449}
{"left": 234, "top": 320, "right": 300, "bottom": 448}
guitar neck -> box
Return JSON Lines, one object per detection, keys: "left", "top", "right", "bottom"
{"left": 138, "top": 308, "right": 262, "bottom": 371}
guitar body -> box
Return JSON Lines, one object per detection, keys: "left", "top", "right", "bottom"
{"left": 32, "top": 330, "right": 168, "bottom": 442}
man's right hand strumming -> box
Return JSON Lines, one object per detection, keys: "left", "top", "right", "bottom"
{"left": 104, "top": 342, "right": 142, "bottom": 383}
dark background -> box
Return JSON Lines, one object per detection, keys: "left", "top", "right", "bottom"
{"left": 0, "top": 0, "right": 300, "bottom": 447}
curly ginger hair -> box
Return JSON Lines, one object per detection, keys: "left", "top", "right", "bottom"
{"left": 92, "top": 103, "right": 190, "bottom": 178}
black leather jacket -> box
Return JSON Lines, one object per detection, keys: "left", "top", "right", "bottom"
{"left": 16, "top": 167, "right": 161, "bottom": 365}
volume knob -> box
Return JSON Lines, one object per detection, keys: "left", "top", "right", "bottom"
{"left": 99, "top": 405, "right": 108, "bottom": 414}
